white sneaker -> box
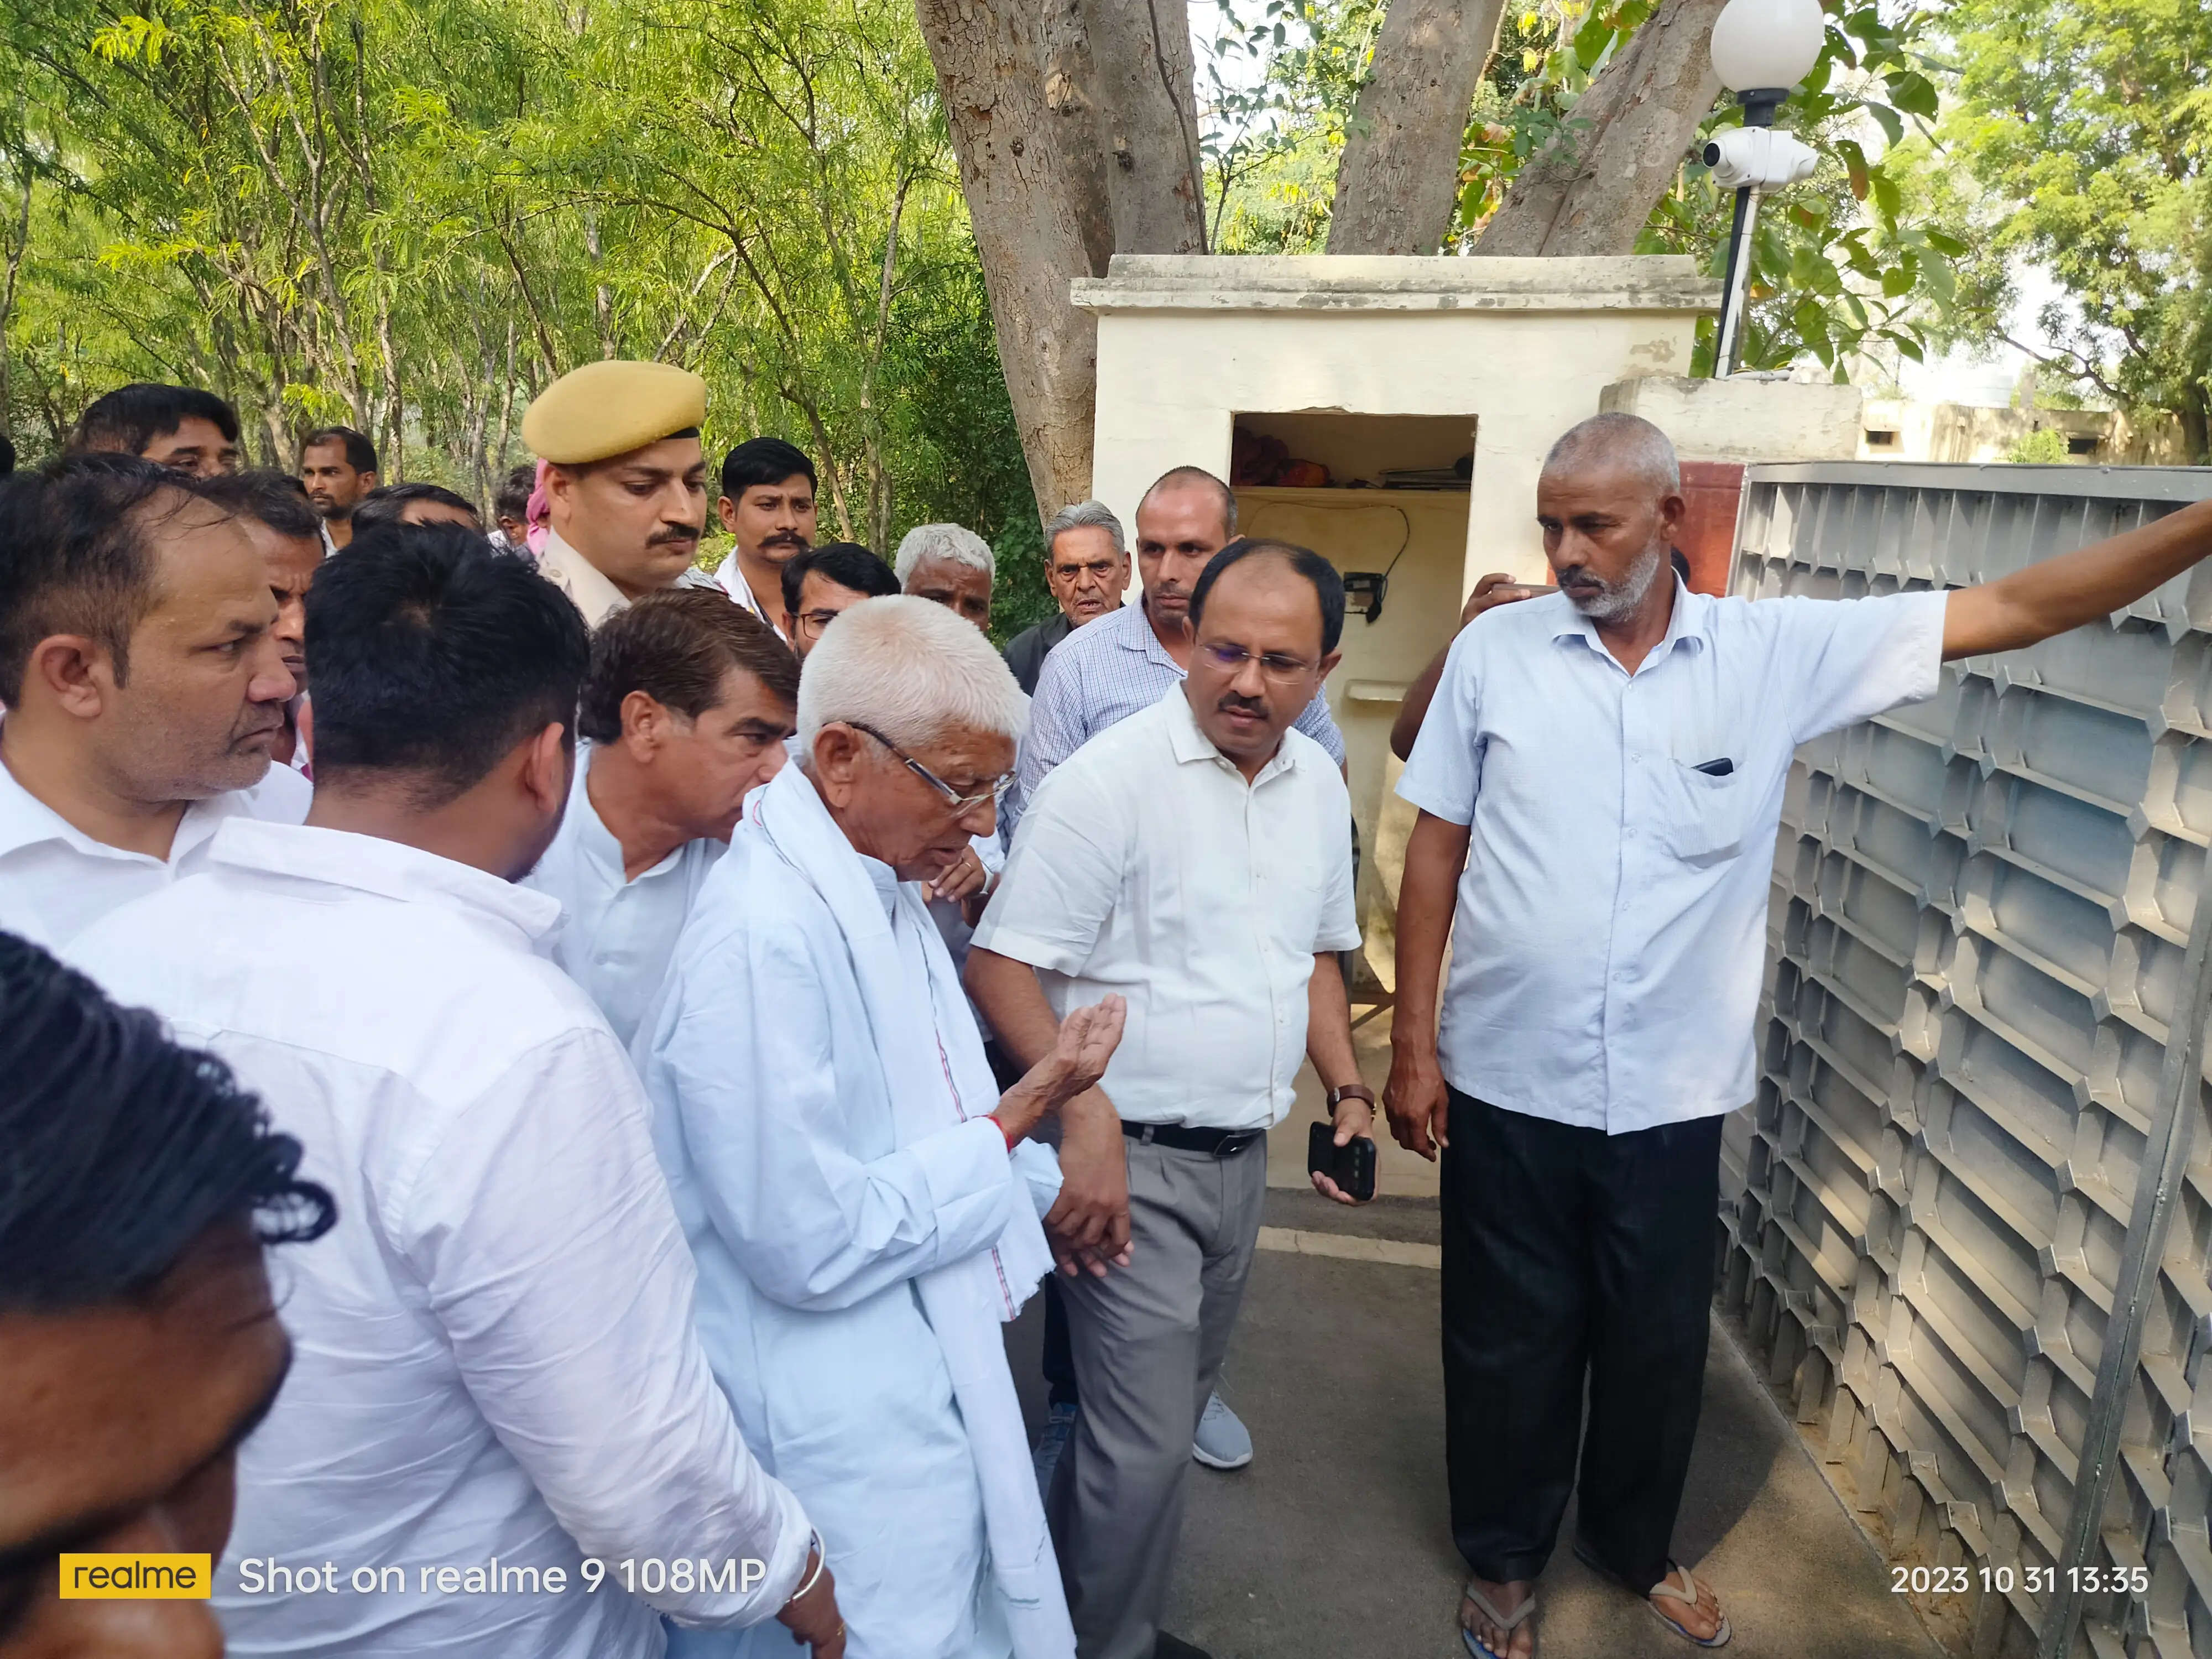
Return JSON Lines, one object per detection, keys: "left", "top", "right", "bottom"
{"left": 1033, "top": 1400, "right": 1077, "bottom": 1500}
{"left": 1191, "top": 1391, "right": 1253, "bottom": 1470}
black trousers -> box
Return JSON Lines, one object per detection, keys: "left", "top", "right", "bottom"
{"left": 1441, "top": 1088, "right": 1721, "bottom": 1593}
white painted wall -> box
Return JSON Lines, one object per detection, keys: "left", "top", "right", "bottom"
{"left": 1076, "top": 255, "right": 1719, "bottom": 591}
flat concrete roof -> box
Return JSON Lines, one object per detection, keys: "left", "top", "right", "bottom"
{"left": 1072, "top": 253, "right": 1721, "bottom": 314}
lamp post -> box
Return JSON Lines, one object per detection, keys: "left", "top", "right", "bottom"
{"left": 1705, "top": 0, "right": 1826, "bottom": 375}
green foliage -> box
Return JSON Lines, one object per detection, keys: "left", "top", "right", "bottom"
{"left": 2004, "top": 426, "right": 2071, "bottom": 463}
{"left": 1201, "top": 0, "right": 1383, "bottom": 251}
{"left": 1198, "top": 0, "right": 1965, "bottom": 375}
{"left": 0, "top": 0, "right": 1030, "bottom": 550}
{"left": 1913, "top": 0, "right": 2211, "bottom": 458}
{"left": 1462, "top": 0, "right": 1959, "bottom": 377}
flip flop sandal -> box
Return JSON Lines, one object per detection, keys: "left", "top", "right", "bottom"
{"left": 1645, "top": 1564, "right": 1732, "bottom": 1648}
{"left": 1459, "top": 1580, "right": 1537, "bottom": 1659}
{"left": 1569, "top": 1546, "right": 1730, "bottom": 1650}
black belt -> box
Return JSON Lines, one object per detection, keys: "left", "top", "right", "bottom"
{"left": 1123, "top": 1121, "right": 1266, "bottom": 1157}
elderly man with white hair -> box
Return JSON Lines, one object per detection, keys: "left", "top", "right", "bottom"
{"left": 640, "top": 594, "right": 1124, "bottom": 1659}
{"left": 1002, "top": 501, "right": 1129, "bottom": 696}
{"left": 898, "top": 521, "right": 995, "bottom": 630}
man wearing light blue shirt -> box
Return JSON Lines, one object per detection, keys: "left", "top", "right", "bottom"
{"left": 1388, "top": 413, "right": 2212, "bottom": 1659}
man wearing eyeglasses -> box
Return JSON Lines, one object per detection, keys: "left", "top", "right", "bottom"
{"left": 779, "top": 541, "right": 900, "bottom": 662}
{"left": 967, "top": 539, "right": 1371, "bottom": 1659}
{"left": 638, "top": 593, "right": 1127, "bottom": 1659}
{"left": 999, "top": 466, "right": 1346, "bottom": 1481}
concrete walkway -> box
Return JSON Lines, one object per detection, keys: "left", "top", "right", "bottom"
{"left": 1008, "top": 1185, "right": 1942, "bottom": 1659}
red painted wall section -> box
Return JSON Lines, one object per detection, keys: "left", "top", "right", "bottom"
{"left": 1678, "top": 461, "right": 1745, "bottom": 596}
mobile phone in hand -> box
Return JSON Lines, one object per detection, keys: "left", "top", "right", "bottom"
{"left": 1307, "top": 1120, "right": 1377, "bottom": 1202}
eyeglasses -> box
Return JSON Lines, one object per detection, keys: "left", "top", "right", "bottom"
{"left": 793, "top": 608, "right": 846, "bottom": 639}
{"left": 847, "top": 721, "right": 1010, "bottom": 814}
{"left": 1197, "top": 642, "right": 1319, "bottom": 684}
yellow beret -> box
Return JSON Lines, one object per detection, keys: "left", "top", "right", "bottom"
{"left": 522, "top": 360, "right": 708, "bottom": 465}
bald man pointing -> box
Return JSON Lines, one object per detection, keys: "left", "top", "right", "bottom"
{"left": 525, "top": 360, "right": 716, "bottom": 625}
{"left": 1392, "top": 412, "right": 2212, "bottom": 1659}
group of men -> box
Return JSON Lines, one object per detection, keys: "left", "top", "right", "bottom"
{"left": 0, "top": 358, "right": 1368, "bottom": 1659}
{"left": 6, "top": 354, "right": 2212, "bottom": 1659}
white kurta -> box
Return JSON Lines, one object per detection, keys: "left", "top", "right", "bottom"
{"left": 640, "top": 764, "right": 1070, "bottom": 1659}
{"left": 523, "top": 744, "right": 724, "bottom": 1047}
{"left": 69, "top": 820, "right": 812, "bottom": 1658}
{"left": 714, "top": 552, "right": 792, "bottom": 643}
{"left": 0, "top": 741, "right": 307, "bottom": 950}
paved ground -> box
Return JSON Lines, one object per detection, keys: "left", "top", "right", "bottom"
{"left": 1007, "top": 1184, "right": 1942, "bottom": 1659}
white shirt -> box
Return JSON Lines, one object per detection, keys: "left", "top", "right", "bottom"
{"left": 640, "top": 765, "right": 1066, "bottom": 1657}
{"left": 69, "top": 820, "right": 811, "bottom": 1657}
{"left": 523, "top": 745, "right": 724, "bottom": 1047}
{"left": 0, "top": 747, "right": 309, "bottom": 950}
{"left": 1005, "top": 598, "right": 1344, "bottom": 836}
{"left": 715, "top": 552, "right": 791, "bottom": 643}
{"left": 1396, "top": 580, "right": 1949, "bottom": 1134}
{"left": 538, "top": 530, "right": 722, "bottom": 627}
{"left": 976, "top": 689, "right": 1359, "bottom": 1130}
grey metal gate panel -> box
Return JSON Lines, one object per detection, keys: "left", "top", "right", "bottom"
{"left": 1718, "top": 463, "right": 2212, "bottom": 1659}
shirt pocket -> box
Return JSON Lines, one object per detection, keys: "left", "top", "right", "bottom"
{"left": 1660, "top": 760, "right": 1755, "bottom": 867}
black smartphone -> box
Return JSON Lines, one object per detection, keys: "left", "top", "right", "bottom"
{"left": 1307, "top": 1120, "right": 1377, "bottom": 1202}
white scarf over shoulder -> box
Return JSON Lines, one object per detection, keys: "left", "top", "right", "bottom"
{"left": 749, "top": 764, "right": 1073, "bottom": 1659}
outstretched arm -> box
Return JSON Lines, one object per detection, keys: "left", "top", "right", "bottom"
{"left": 1943, "top": 497, "right": 2212, "bottom": 660}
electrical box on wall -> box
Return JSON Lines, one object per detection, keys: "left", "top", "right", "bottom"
{"left": 1342, "top": 571, "right": 1387, "bottom": 623}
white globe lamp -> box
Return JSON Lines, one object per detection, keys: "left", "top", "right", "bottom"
{"left": 1709, "top": 0, "right": 1827, "bottom": 124}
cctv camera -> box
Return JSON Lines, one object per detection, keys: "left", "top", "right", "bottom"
{"left": 1700, "top": 127, "right": 1818, "bottom": 191}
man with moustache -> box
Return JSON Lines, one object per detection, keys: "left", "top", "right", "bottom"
{"left": 0, "top": 456, "right": 305, "bottom": 951}
{"left": 1003, "top": 466, "right": 1346, "bottom": 1477}
{"left": 715, "top": 437, "right": 817, "bottom": 640}
{"left": 1008, "top": 467, "right": 1343, "bottom": 836}
{"left": 526, "top": 361, "right": 716, "bottom": 627}
{"left": 299, "top": 424, "right": 379, "bottom": 552}
{"left": 1389, "top": 413, "right": 2212, "bottom": 1658}
{"left": 524, "top": 590, "right": 800, "bottom": 1047}
{"left": 200, "top": 470, "right": 324, "bottom": 771}
{"left": 969, "top": 539, "right": 1369, "bottom": 1659}
{"left": 1003, "top": 502, "right": 1129, "bottom": 697}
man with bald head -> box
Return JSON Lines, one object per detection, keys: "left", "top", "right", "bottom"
{"left": 1009, "top": 467, "right": 1344, "bottom": 837}
{"left": 525, "top": 360, "right": 716, "bottom": 625}
{"left": 1389, "top": 411, "right": 2212, "bottom": 1659}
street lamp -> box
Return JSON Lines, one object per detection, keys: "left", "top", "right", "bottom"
{"left": 1705, "top": 0, "right": 1825, "bottom": 375}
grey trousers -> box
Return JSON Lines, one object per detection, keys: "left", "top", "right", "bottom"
{"left": 1045, "top": 1132, "right": 1268, "bottom": 1659}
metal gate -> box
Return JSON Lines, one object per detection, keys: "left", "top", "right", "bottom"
{"left": 1718, "top": 462, "right": 2212, "bottom": 1659}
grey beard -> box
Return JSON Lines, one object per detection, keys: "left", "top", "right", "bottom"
{"left": 1568, "top": 542, "right": 1667, "bottom": 621}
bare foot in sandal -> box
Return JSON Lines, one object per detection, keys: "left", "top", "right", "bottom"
{"left": 1460, "top": 1575, "right": 1537, "bottom": 1659}
{"left": 1647, "top": 1566, "right": 1729, "bottom": 1647}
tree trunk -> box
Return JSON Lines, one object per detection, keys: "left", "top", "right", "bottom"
{"left": 1326, "top": 0, "right": 1507, "bottom": 254}
{"left": 1080, "top": 0, "right": 1207, "bottom": 254}
{"left": 1040, "top": 0, "right": 1115, "bottom": 276}
{"left": 915, "top": 0, "right": 1099, "bottom": 515}
{"left": 1474, "top": 0, "right": 1725, "bottom": 256}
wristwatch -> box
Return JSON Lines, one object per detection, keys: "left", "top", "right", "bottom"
{"left": 1327, "top": 1083, "right": 1376, "bottom": 1115}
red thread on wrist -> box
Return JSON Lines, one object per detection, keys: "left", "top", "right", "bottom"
{"left": 989, "top": 1112, "right": 1017, "bottom": 1151}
